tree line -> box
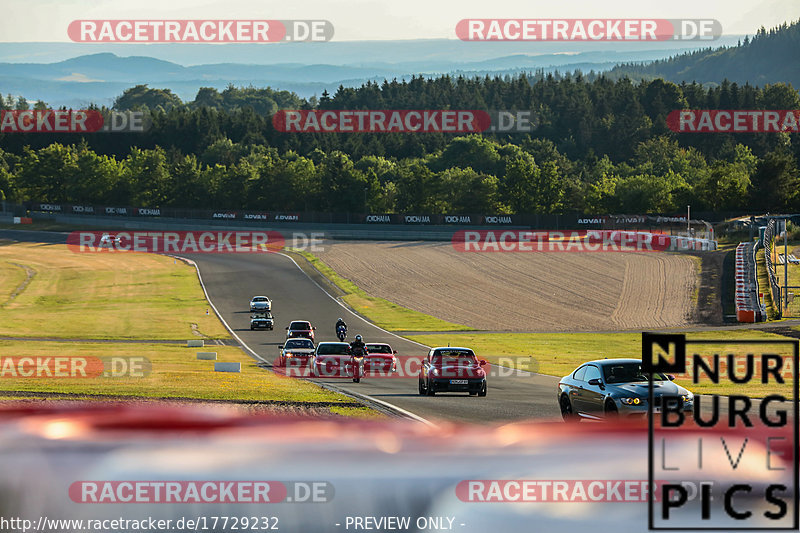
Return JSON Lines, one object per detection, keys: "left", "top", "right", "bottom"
{"left": 0, "top": 75, "right": 798, "bottom": 214}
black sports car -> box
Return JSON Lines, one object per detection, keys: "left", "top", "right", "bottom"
{"left": 558, "top": 358, "right": 694, "bottom": 420}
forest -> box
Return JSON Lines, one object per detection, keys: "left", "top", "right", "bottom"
{"left": 0, "top": 70, "right": 798, "bottom": 215}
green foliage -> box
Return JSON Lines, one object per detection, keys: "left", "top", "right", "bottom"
{"left": 607, "top": 19, "right": 800, "bottom": 90}
{"left": 2, "top": 64, "right": 800, "bottom": 214}
{"left": 114, "top": 84, "right": 182, "bottom": 111}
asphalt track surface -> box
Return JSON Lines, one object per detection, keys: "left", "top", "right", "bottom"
{"left": 5, "top": 229, "right": 772, "bottom": 424}
{"left": 0, "top": 230, "right": 562, "bottom": 423}
{"left": 183, "top": 251, "right": 563, "bottom": 424}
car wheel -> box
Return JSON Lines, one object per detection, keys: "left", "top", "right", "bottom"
{"left": 418, "top": 378, "right": 426, "bottom": 395}
{"left": 477, "top": 381, "right": 487, "bottom": 397}
{"left": 426, "top": 378, "right": 435, "bottom": 396}
{"left": 560, "top": 394, "right": 579, "bottom": 422}
{"left": 604, "top": 399, "right": 619, "bottom": 418}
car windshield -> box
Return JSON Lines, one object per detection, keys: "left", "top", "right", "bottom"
{"left": 286, "top": 339, "right": 313, "bottom": 349}
{"left": 252, "top": 297, "right": 268, "bottom": 302}
{"left": 603, "top": 362, "right": 669, "bottom": 383}
{"left": 433, "top": 350, "right": 476, "bottom": 365}
{"left": 367, "top": 344, "right": 392, "bottom": 354}
{"left": 290, "top": 322, "right": 310, "bottom": 330}
{"left": 317, "top": 344, "right": 350, "bottom": 356}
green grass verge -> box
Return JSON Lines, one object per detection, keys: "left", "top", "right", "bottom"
{"left": 407, "top": 330, "right": 795, "bottom": 398}
{"left": 292, "top": 249, "right": 473, "bottom": 332}
{"left": 0, "top": 260, "right": 29, "bottom": 304}
{"left": 0, "top": 242, "right": 230, "bottom": 340}
{"left": 0, "top": 243, "right": 374, "bottom": 416}
{"left": 0, "top": 340, "right": 353, "bottom": 403}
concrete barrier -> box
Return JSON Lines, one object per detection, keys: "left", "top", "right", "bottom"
{"left": 187, "top": 340, "right": 204, "bottom": 348}
{"left": 214, "top": 362, "right": 241, "bottom": 373}
{"left": 197, "top": 352, "right": 217, "bottom": 360}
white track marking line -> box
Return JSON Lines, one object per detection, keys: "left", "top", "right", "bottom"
{"left": 175, "top": 253, "right": 434, "bottom": 426}
{"left": 170, "top": 255, "right": 265, "bottom": 362}
{"left": 278, "top": 252, "right": 551, "bottom": 378}
{"left": 276, "top": 252, "right": 431, "bottom": 349}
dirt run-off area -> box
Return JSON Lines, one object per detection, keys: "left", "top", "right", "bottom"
{"left": 317, "top": 241, "right": 710, "bottom": 332}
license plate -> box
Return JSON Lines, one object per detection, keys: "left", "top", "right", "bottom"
{"left": 450, "top": 379, "right": 468, "bottom": 385}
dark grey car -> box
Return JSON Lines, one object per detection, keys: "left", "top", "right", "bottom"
{"left": 557, "top": 358, "right": 694, "bottom": 421}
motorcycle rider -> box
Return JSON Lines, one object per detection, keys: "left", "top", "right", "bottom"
{"left": 349, "top": 334, "right": 367, "bottom": 356}
{"left": 335, "top": 317, "right": 347, "bottom": 332}
{"left": 349, "top": 334, "right": 367, "bottom": 381}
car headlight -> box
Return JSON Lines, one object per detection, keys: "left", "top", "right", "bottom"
{"left": 620, "top": 397, "right": 643, "bottom": 405}
{"left": 430, "top": 368, "right": 439, "bottom": 376}
{"left": 682, "top": 394, "right": 693, "bottom": 403}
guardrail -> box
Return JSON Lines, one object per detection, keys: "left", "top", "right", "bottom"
{"left": 762, "top": 220, "right": 782, "bottom": 318}
{"left": 734, "top": 242, "right": 764, "bottom": 322}
{"left": 31, "top": 212, "right": 720, "bottom": 251}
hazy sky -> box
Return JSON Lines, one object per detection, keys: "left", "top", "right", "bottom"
{"left": 1, "top": 0, "right": 797, "bottom": 41}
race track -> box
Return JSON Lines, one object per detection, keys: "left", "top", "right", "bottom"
{"left": 0, "top": 228, "right": 566, "bottom": 423}
{"left": 185, "top": 251, "right": 562, "bottom": 424}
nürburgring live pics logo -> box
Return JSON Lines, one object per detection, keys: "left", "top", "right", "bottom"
{"left": 644, "top": 333, "right": 799, "bottom": 530}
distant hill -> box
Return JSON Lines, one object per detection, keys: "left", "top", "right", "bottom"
{"left": 0, "top": 38, "right": 742, "bottom": 108}
{"left": 607, "top": 19, "right": 800, "bottom": 88}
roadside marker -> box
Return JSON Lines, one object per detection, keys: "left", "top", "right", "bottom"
{"left": 214, "top": 362, "right": 241, "bottom": 373}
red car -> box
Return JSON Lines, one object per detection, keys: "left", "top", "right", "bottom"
{"left": 285, "top": 320, "right": 315, "bottom": 342}
{"left": 418, "top": 347, "right": 487, "bottom": 396}
{"left": 310, "top": 342, "right": 352, "bottom": 378}
{"left": 364, "top": 343, "right": 397, "bottom": 374}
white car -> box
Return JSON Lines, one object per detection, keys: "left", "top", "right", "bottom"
{"left": 98, "top": 233, "right": 121, "bottom": 247}
{"left": 249, "top": 296, "right": 272, "bottom": 312}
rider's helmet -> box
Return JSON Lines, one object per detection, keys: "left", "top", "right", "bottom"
{"left": 338, "top": 318, "right": 343, "bottom": 322}
{"left": 355, "top": 335, "right": 362, "bottom": 342}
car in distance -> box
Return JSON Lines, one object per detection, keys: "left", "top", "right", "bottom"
{"left": 278, "top": 338, "right": 316, "bottom": 367}
{"left": 557, "top": 358, "right": 694, "bottom": 421}
{"left": 249, "top": 296, "right": 272, "bottom": 312}
{"left": 418, "top": 347, "right": 487, "bottom": 396}
{"left": 250, "top": 311, "right": 274, "bottom": 330}
{"left": 99, "top": 233, "right": 121, "bottom": 247}
{"left": 285, "top": 320, "right": 315, "bottom": 341}
{"left": 310, "top": 342, "right": 352, "bottom": 377}
{"left": 364, "top": 343, "right": 397, "bottom": 374}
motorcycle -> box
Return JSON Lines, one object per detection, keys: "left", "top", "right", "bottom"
{"left": 336, "top": 324, "right": 347, "bottom": 342}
